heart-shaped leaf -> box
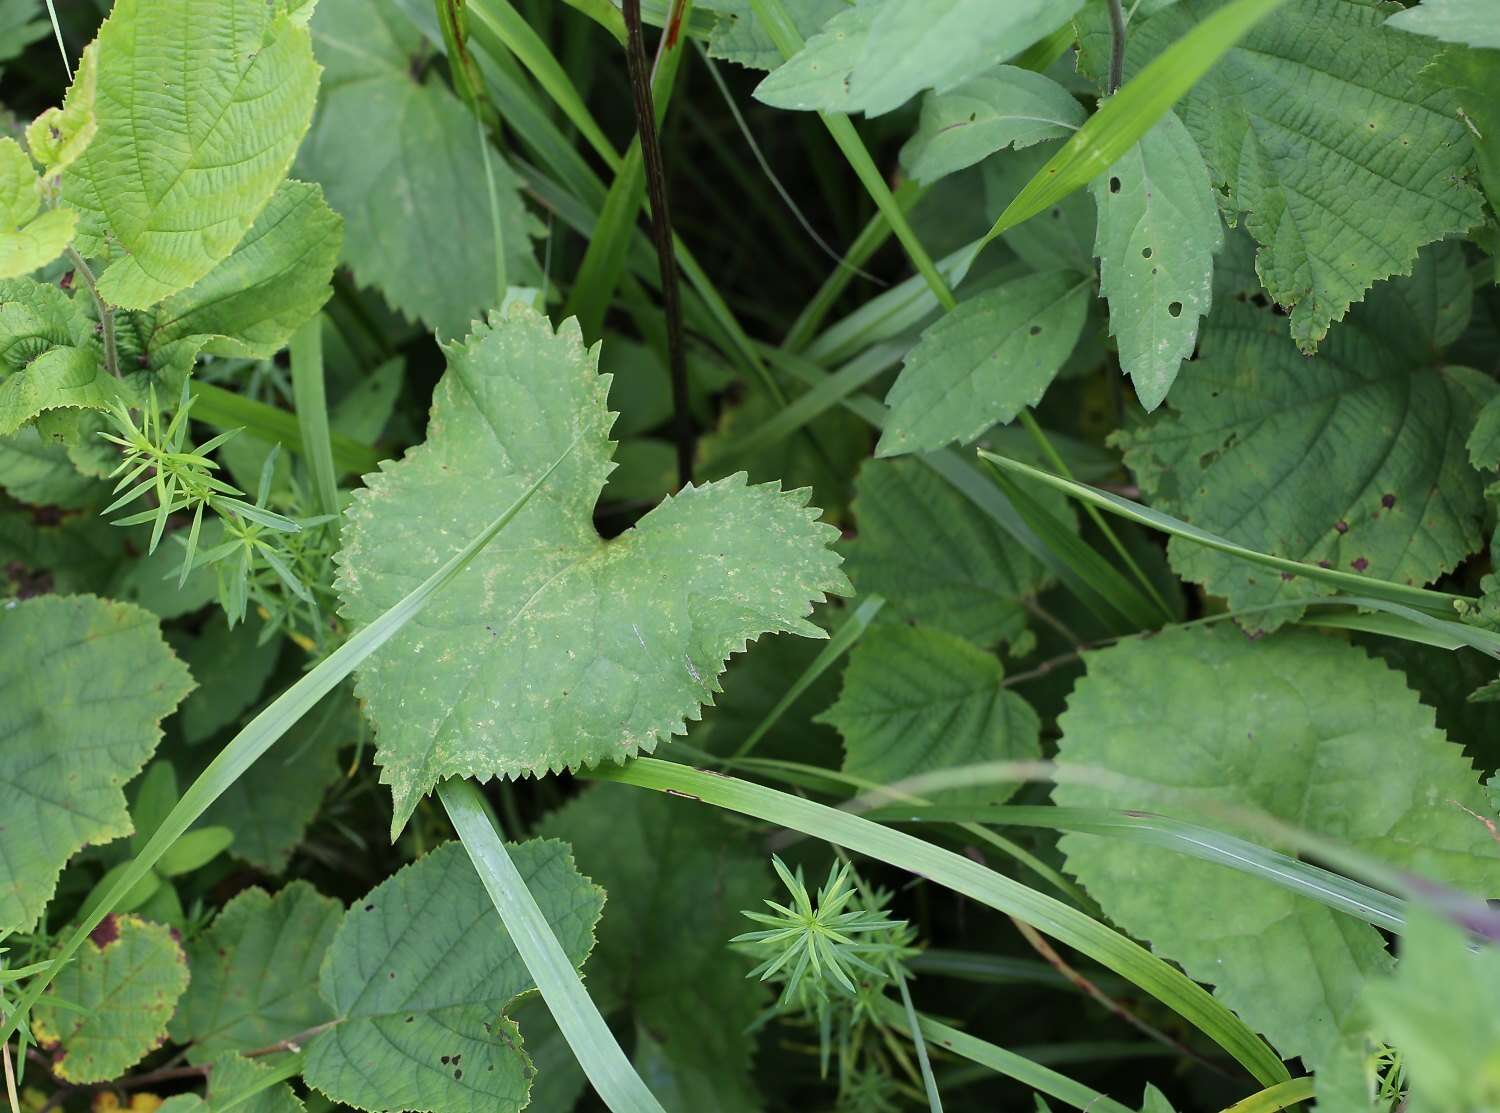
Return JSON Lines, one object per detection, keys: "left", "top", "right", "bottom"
{"left": 336, "top": 308, "right": 849, "bottom": 834}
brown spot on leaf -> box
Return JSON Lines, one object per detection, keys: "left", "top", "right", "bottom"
{"left": 89, "top": 914, "right": 120, "bottom": 949}
{"left": 1352, "top": 557, "right": 1369, "bottom": 572}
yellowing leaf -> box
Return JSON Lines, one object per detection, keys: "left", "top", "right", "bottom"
{"left": 0, "top": 138, "right": 75, "bottom": 280}
{"left": 26, "top": 42, "right": 98, "bottom": 176}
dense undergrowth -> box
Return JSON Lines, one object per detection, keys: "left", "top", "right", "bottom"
{"left": 2, "top": 0, "right": 1500, "bottom": 1111}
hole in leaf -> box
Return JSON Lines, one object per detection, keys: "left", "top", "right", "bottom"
{"left": 1108, "top": 176, "right": 1121, "bottom": 193}
{"left": 1168, "top": 301, "right": 1183, "bottom": 317}
{"left": 1028, "top": 325, "right": 1041, "bottom": 336}
{"left": 1142, "top": 246, "right": 1153, "bottom": 259}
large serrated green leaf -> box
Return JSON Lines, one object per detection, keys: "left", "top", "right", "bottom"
{"left": 1054, "top": 625, "right": 1500, "bottom": 1068}
{"left": 303, "top": 839, "right": 603, "bottom": 1113}
{"left": 1090, "top": 110, "right": 1222, "bottom": 412}
{"left": 0, "top": 277, "right": 115, "bottom": 434}
{"left": 898, "top": 66, "right": 1085, "bottom": 185}
{"left": 753, "top": 0, "right": 1084, "bottom": 117}
{"left": 62, "top": 0, "right": 320, "bottom": 309}
{"left": 0, "top": 594, "right": 192, "bottom": 933}
{"left": 1116, "top": 240, "right": 1489, "bottom": 634}
{"left": 1128, "top": 0, "right": 1483, "bottom": 351}
{"left": 1386, "top": 0, "right": 1500, "bottom": 49}
{"left": 700, "top": 0, "right": 847, "bottom": 70}
{"left": 877, "top": 270, "right": 1091, "bottom": 456}
{"left": 32, "top": 914, "right": 190, "bottom": 1082}
{"left": 843, "top": 457, "right": 1052, "bottom": 648}
{"left": 818, "top": 624, "right": 1041, "bottom": 803}
{"left": 170, "top": 882, "right": 342, "bottom": 1063}
{"left": 336, "top": 308, "right": 848, "bottom": 834}
{"left": 539, "top": 784, "right": 767, "bottom": 1113}
{"left": 299, "top": 0, "right": 536, "bottom": 341}
{"left": 0, "top": 137, "right": 75, "bottom": 280}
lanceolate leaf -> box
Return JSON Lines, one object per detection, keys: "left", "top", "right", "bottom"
{"left": 32, "top": 914, "right": 190, "bottom": 1083}
{"left": 1090, "top": 110, "right": 1222, "bottom": 411}
{"left": 899, "top": 66, "right": 1085, "bottom": 185}
{"left": 753, "top": 0, "right": 1084, "bottom": 117}
{"left": 62, "top": 0, "right": 321, "bottom": 308}
{"left": 170, "top": 882, "right": 343, "bottom": 1064}
{"left": 878, "top": 270, "right": 1090, "bottom": 456}
{"left": 817, "top": 624, "right": 1041, "bottom": 803}
{"left": 300, "top": 0, "right": 537, "bottom": 340}
{"left": 539, "top": 785, "right": 768, "bottom": 1113}
{"left": 1385, "top": 0, "right": 1500, "bottom": 49}
{"left": 0, "top": 594, "right": 192, "bottom": 933}
{"left": 1128, "top": 0, "right": 1484, "bottom": 351}
{"left": 1116, "top": 242, "right": 1490, "bottom": 633}
{"left": 336, "top": 308, "right": 848, "bottom": 834}
{"left": 302, "top": 839, "right": 604, "bottom": 1113}
{"left": 0, "top": 137, "right": 76, "bottom": 279}
{"left": 1054, "top": 625, "right": 1500, "bottom": 1068}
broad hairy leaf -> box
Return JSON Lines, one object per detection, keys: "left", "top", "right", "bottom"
{"left": 540, "top": 784, "right": 767, "bottom": 1113}
{"left": 62, "top": 0, "right": 321, "bottom": 308}
{"left": 0, "top": 137, "right": 76, "bottom": 279}
{"left": 0, "top": 277, "right": 115, "bottom": 435}
{"left": 753, "top": 0, "right": 1084, "bottom": 117}
{"left": 843, "top": 457, "right": 1052, "bottom": 649}
{"left": 1125, "top": 0, "right": 1483, "bottom": 351}
{"left": 878, "top": 270, "right": 1090, "bottom": 456}
{"left": 0, "top": 594, "right": 192, "bottom": 933}
{"left": 32, "top": 914, "right": 190, "bottom": 1082}
{"left": 817, "top": 624, "right": 1041, "bottom": 802}
{"left": 302, "top": 839, "right": 603, "bottom": 1113}
{"left": 299, "top": 0, "right": 537, "bottom": 340}
{"left": 1116, "top": 240, "right": 1489, "bottom": 633}
{"left": 1090, "top": 110, "right": 1222, "bottom": 411}
{"left": 170, "top": 882, "right": 342, "bottom": 1063}
{"left": 336, "top": 308, "right": 848, "bottom": 834}
{"left": 1385, "top": 0, "right": 1500, "bottom": 48}
{"left": 899, "top": 66, "right": 1085, "bottom": 185}
{"left": 1054, "top": 625, "right": 1500, "bottom": 1068}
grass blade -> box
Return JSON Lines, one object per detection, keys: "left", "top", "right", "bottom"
{"left": 589, "top": 758, "right": 1291, "bottom": 1087}
{"left": 187, "top": 381, "right": 379, "bottom": 476}
{"left": 289, "top": 316, "right": 340, "bottom": 522}
{"left": 439, "top": 779, "right": 667, "bottom": 1113}
{"left": 1220, "top": 1077, "right": 1316, "bottom": 1113}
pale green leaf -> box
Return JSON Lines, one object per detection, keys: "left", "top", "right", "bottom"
{"left": 335, "top": 308, "right": 848, "bottom": 834}
{"left": 62, "top": 0, "right": 320, "bottom": 308}
{"left": 1386, "top": 0, "right": 1500, "bottom": 49}
{"left": 700, "top": 0, "right": 848, "bottom": 70}
{"left": 817, "top": 624, "right": 1041, "bottom": 802}
{"left": 26, "top": 41, "right": 98, "bottom": 176}
{"left": 170, "top": 882, "right": 342, "bottom": 1064}
{"left": 842, "top": 457, "right": 1051, "bottom": 648}
{"left": 32, "top": 914, "right": 190, "bottom": 1082}
{"left": 0, "top": 277, "right": 116, "bottom": 434}
{"left": 0, "top": 137, "right": 75, "bottom": 279}
{"left": 1090, "top": 110, "right": 1222, "bottom": 412}
{"left": 899, "top": 66, "right": 1085, "bottom": 185}
{"left": 0, "top": 594, "right": 192, "bottom": 933}
{"left": 1115, "top": 241, "right": 1492, "bottom": 634}
{"left": 299, "top": 0, "right": 537, "bottom": 340}
{"left": 1365, "top": 912, "right": 1500, "bottom": 1111}
{"left": 539, "top": 784, "right": 767, "bottom": 1113}
{"left": 1054, "top": 625, "right": 1500, "bottom": 1068}
{"left": 1129, "top": 0, "right": 1484, "bottom": 351}
{"left": 877, "top": 270, "right": 1091, "bottom": 455}
{"left": 754, "top": 0, "right": 1084, "bottom": 117}
{"left": 303, "top": 839, "right": 604, "bottom": 1113}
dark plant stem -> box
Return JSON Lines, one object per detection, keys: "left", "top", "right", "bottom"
{"left": 1106, "top": 0, "right": 1127, "bottom": 94}
{"left": 66, "top": 246, "right": 120, "bottom": 380}
{"left": 622, "top": 0, "right": 693, "bottom": 489}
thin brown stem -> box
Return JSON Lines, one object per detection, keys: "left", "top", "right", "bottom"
{"left": 65, "top": 247, "right": 121, "bottom": 381}
{"left": 621, "top": 0, "right": 693, "bottom": 489}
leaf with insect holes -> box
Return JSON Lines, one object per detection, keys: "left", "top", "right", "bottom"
{"left": 877, "top": 270, "right": 1091, "bottom": 456}
{"left": 899, "top": 66, "right": 1085, "bottom": 185}
{"left": 0, "top": 594, "right": 192, "bottom": 933}
{"left": 1055, "top": 625, "right": 1500, "bottom": 1069}
{"left": 1386, "top": 0, "right": 1500, "bottom": 48}
{"left": 540, "top": 784, "right": 768, "bottom": 1113}
{"left": 1120, "top": 0, "right": 1483, "bottom": 351}
{"left": 818, "top": 624, "right": 1041, "bottom": 802}
{"left": 1115, "top": 238, "right": 1489, "bottom": 634}
{"left": 335, "top": 308, "right": 849, "bottom": 835}
{"left": 302, "top": 839, "right": 603, "bottom": 1113}
{"left": 298, "top": 0, "right": 539, "bottom": 340}
{"left": 1090, "top": 110, "right": 1222, "bottom": 412}
{"left": 0, "top": 137, "right": 76, "bottom": 280}
{"left": 31, "top": 914, "right": 190, "bottom": 1082}
{"left": 60, "top": 0, "right": 320, "bottom": 309}
{"left": 754, "top": 0, "right": 1085, "bottom": 117}
{"left": 170, "top": 882, "right": 342, "bottom": 1064}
